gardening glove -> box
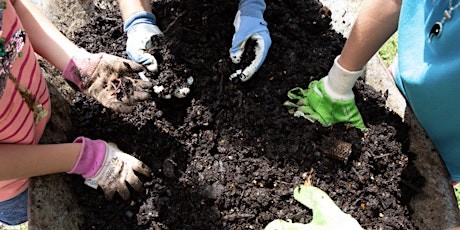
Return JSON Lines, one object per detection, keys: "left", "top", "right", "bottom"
{"left": 123, "top": 12, "right": 193, "bottom": 99}
{"left": 264, "top": 184, "right": 363, "bottom": 230}
{"left": 284, "top": 56, "right": 367, "bottom": 131}
{"left": 63, "top": 48, "right": 153, "bottom": 113}
{"left": 124, "top": 11, "right": 163, "bottom": 72}
{"left": 68, "top": 136, "right": 152, "bottom": 201}
{"left": 229, "top": 0, "right": 271, "bottom": 82}
{"left": 453, "top": 182, "right": 460, "bottom": 210}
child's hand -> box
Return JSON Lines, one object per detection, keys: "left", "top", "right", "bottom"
{"left": 284, "top": 79, "right": 366, "bottom": 131}
{"left": 84, "top": 142, "right": 152, "bottom": 200}
{"left": 68, "top": 137, "right": 152, "bottom": 201}
{"left": 63, "top": 49, "right": 153, "bottom": 113}
{"left": 229, "top": 0, "right": 271, "bottom": 82}
{"left": 124, "top": 11, "right": 163, "bottom": 72}
{"left": 283, "top": 56, "right": 367, "bottom": 131}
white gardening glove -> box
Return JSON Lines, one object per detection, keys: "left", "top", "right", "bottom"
{"left": 124, "top": 11, "right": 163, "bottom": 72}
{"left": 229, "top": 0, "right": 271, "bottom": 82}
{"left": 68, "top": 137, "right": 152, "bottom": 200}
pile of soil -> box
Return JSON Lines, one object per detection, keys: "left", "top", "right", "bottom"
{"left": 52, "top": 0, "right": 423, "bottom": 229}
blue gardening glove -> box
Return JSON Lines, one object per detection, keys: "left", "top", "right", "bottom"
{"left": 124, "top": 12, "right": 193, "bottom": 99}
{"left": 124, "top": 11, "right": 163, "bottom": 72}
{"left": 284, "top": 56, "right": 367, "bottom": 131}
{"left": 229, "top": 0, "right": 271, "bottom": 82}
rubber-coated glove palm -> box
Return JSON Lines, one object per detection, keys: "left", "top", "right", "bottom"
{"left": 284, "top": 55, "right": 366, "bottom": 131}
{"left": 284, "top": 79, "right": 366, "bottom": 131}
{"left": 68, "top": 137, "right": 152, "bottom": 201}
{"left": 229, "top": 0, "right": 271, "bottom": 82}
{"left": 63, "top": 48, "right": 153, "bottom": 113}
{"left": 124, "top": 11, "right": 163, "bottom": 72}
{"left": 264, "top": 184, "right": 363, "bottom": 230}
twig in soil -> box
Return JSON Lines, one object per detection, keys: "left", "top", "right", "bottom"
{"left": 373, "top": 153, "right": 391, "bottom": 159}
{"left": 163, "top": 11, "right": 186, "bottom": 35}
{"left": 100, "top": 17, "right": 118, "bottom": 21}
{"left": 222, "top": 213, "right": 256, "bottom": 221}
{"left": 303, "top": 168, "right": 314, "bottom": 186}
{"left": 351, "top": 167, "right": 363, "bottom": 182}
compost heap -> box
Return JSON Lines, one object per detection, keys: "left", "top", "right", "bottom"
{"left": 46, "top": 0, "right": 424, "bottom": 229}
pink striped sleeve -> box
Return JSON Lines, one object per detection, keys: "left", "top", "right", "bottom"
{"left": 0, "top": 0, "right": 52, "bottom": 202}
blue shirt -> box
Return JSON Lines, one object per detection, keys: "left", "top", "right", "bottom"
{"left": 395, "top": 0, "right": 460, "bottom": 181}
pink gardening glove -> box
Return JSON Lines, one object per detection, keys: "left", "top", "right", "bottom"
{"left": 67, "top": 137, "right": 152, "bottom": 200}
{"left": 63, "top": 48, "right": 153, "bottom": 113}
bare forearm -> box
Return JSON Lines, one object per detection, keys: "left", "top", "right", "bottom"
{"left": 12, "top": 0, "right": 80, "bottom": 72}
{"left": 338, "top": 0, "right": 401, "bottom": 71}
{"left": 0, "top": 143, "right": 81, "bottom": 181}
{"left": 117, "top": 0, "right": 152, "bottom": 21}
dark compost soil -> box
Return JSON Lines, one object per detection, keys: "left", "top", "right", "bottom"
{"left": 55, "top": 0, "right": 423, "bottom": 229}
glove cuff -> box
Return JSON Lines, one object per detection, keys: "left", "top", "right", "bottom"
{"left": 324, "top": 55, "right": 364, "bottom": 101}
{"left": 124, "top": 11, "right": 157, "bottom": 33}
{"left": 238, "top": 0, "right": 266, "bottom": 18}
{"left": 67, "top": 136, "right": 107, "bottom": 178}
{"left": 62, "top": 48, "right": 103, "bottom": 90}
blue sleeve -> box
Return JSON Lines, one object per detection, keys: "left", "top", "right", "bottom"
{"left": 239, "top": 0, "right": 266, "bottom": 18}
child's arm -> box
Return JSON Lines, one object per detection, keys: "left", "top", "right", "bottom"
{"left": 117, "top": 0, "right": 161, "bottom": 72}
{"left": 118, "top": 0, "right": 152, "bottom": 21}
{"left": 0, "top": 143, "right": 81, "bottom": 181}
{"left": 12, "top": 0, "right": 79, "bottom": 72}
{"left": 338, "top": 0, "right": 401, "bottom": 71}
{"left": 0, "top": 137, "right": 152, "bottom": 201}
{"left": 13, "top": 0, "right": 154, "bottom": 113}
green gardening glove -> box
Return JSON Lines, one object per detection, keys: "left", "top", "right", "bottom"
{"left": 283, "top": 56, "right": 367, "bottom": 131}
{"left": 264, "top": 184, "right": 363, "bottom": 230}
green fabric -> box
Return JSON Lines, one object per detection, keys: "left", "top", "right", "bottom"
{"left": 264, "top": 184, "right": 363, "bottom": 230}
{"left": 453, "top": 183, "right": 460, "bottom": 210}
{"left": 264, "top": 219, "right": 313, "bottom": 230}
{"left": 284, "top": 78, "right": 367, "bottom": 131}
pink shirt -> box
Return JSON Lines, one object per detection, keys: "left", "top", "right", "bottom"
{"left": 0, "top": 0, "right": 51, "bottom": 202}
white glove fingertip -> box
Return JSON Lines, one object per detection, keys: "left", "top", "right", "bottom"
{"left": 138, "top": 71, "right": 149, "bottom": 81}
{"left": 118, "top": 186, "right": 131, "bottom": 201}
{"left": 240, "top": 51, "right": 261, "bottom": 81}
{"left": 229, "top": 69, "right": 243, "bottom": 81}
{"left": 146, "top": 62, "right": 158, "bottom": 72}
{"left": 230, "top": 48, "right": 244, "bottom": 64}
{"left": 140, "top": 53, "right": 158, "bottom": 72}
{"left": 241, "top": 67, "right": 256, "bottom": 82}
